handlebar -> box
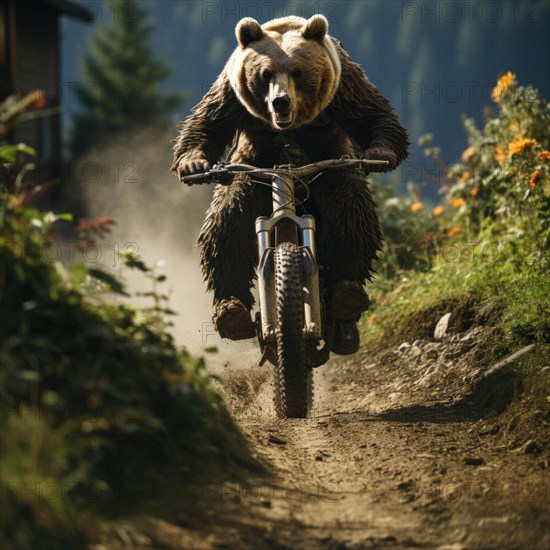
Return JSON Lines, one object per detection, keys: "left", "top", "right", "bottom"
{"left": 180, "top": 158, "right": 390, "bottom": 184}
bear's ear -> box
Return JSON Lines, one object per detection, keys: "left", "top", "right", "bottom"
{"left": 236, "top": 17, "right": 264, "bottom": 48}
{"left": 301, "top": 14, "right": 328, "bottom": 41}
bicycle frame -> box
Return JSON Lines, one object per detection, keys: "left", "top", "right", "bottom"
{"left": 180, "top": 158, "right": 389, "bottom": 367}
{"left": 255, "top": 167, "right": 323, "bottom": 347}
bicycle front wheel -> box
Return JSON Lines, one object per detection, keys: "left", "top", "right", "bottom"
{"left": 273, "top": 242, "right": 312, "bottom": 418}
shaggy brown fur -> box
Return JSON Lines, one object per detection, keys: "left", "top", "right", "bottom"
{"left": 172, "top": 15, "right": 410, "bottom": 313}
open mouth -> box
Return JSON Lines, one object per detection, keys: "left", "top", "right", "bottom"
{"left": 273, "top": 112, "right": 294, "bottom": 130}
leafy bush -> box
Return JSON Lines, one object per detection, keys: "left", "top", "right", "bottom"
{"left": 445, "top": 72, "right": 550, "bottom": 253}
{"left": 365, "top": 74, "right": 550, "bottom": 354}
{"left": 1, "top": 94, "right": 255, "bottom": 549}
{"left": 372, "top": 174, "right": 442, "bottom": 278}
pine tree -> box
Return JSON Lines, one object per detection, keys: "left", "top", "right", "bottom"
{"left": 69, "top": 0, "right": 185, "bottom": 158}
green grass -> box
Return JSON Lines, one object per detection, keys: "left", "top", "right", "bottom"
{"left": 361, "top": 238, "right": 550, "bottom": 357}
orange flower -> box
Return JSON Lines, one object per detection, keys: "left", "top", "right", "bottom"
{"left": 495, "top": 145, "right": 507, "bottom": 166}
{"left": 87, "top": 392, "right": 103, "bottom": 408}
{"left": 448, "top": 227, "right": 461, "bottom": 238}
{"left": 529, "top": 170, "right": 542, "bottom": 188}
{"left": 459, "top": 170, "right": 470, "bottom": 183}
{"left": 410, "top": 201, "right": 423, "bottom": 212}
{"left": 451, "top": 198, "right": 466, "bottom": 209}
{"left": 471, "top": 188, "right": 479, "bottom": 197}
{"left": 510, "top": 121, "right": 526, "bottom": 139}
{"left": 21, "top": 89, "right": 47, "bottom": 111}
{"left": 509, "top": 138, "right": 537, "bottom": 155}
{"left": 491, "top": 71, "right": 515, "bottom": 102}
{"left": 367, "top": 313, "right": 378, "bottom": 326}
{"left": 433, "top": 205, "right": 445, "bottom": 217}
{"left": 538, "top": 151, "right": 550, "bottom": 161}
{"left": 461, "top": 146, "right": 476, "bottom": 162}
{"left": 32, "top": 92, "right": 47, "bottom": 110}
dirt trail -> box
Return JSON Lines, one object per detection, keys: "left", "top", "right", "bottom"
{"left": 93, "top": 333, "right": 549, "bottom": 550}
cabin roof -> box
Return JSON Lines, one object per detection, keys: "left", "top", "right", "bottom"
{"left": 41, "top": 0, "right": 95, "bottom": 22}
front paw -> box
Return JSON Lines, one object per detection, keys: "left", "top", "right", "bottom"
{"left": 362, "top": 147, "right": 398, "bottom": 172}
{"left": 177, "top": 157, "right": 211, "bottom": 180}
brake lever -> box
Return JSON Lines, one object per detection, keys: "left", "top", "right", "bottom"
{"left": 210, "top": 164, "right": 234, "bottom": 186}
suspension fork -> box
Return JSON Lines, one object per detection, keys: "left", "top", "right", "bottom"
{"left": 255, "top": 173, "right": 322, "bottom": 343}
{"left": 301, "top": 215, "right": 322, "bottom": 340}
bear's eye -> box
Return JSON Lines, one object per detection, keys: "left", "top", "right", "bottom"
{"left": 292, "top": 69, "right": 302, "bottom": 79}
{"left": 261, "top": 69, "right": 272, "bottom": 83}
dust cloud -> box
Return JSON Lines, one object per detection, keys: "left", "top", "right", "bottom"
{"left": 70, "top": 127, "right": 259, "bottom": 374}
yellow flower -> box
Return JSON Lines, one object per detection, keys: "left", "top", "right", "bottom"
{"left": 448, "top": 227, "right": 461, "bottom": 238}
{"left": 410, "top": 201, "right": 423, "bottom": 212}
{"left": 471, "top": 188, "right": 479, "bottom": 197}
{"left": 495, "top": 145, "right": 507, "bottom": 166}
{"left": 451, "top": 198, "right": 466, "bottom": 209}
{"left": 529, "top": 170, "right": 542, "bottom": 188}
{"left": 509, "top": 138, "right": 537, "bottom": 155}
{"left": 538, "top": 151, "right": 550, "bottom": 161}
{"left": 491, "top": 71, "right": 516, "bottom": 102}
{"left": 461, "top": 146, "right": 476, "bottom": 162}
{"left": 433, "top": 205, "right": 445, "bottom": 217}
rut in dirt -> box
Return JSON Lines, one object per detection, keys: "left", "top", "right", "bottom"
{"left": 215, "top": 334, "right": 549, "bottom": 550}
{"left": 91, "top": 335, "right": 549, "bottom": 550}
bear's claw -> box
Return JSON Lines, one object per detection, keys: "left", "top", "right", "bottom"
{"left": 178, "top": 158, "right": 211, "bottom": 180}
{"left": 362, "top": 147, "right": 398, "bottom": 172}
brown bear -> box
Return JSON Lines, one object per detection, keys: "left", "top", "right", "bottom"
{"left": 172, "top": 15, "right": 410, "bottom": 354}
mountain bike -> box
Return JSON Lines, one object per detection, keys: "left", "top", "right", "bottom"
{"left": 182, "top": 157, "right": 388, "bottom": 418}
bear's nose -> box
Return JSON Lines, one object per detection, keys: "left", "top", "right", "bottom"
{"left": 272, "top": 94, "right": 291, "bottom": 114}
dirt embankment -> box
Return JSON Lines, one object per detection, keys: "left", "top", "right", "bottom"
{"left": 92, "top": 326, "right": 550, "bottom": 550}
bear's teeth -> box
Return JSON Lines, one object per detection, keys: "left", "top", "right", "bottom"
{"left": 275, "top": 113, "right": 293, "bottom": 125}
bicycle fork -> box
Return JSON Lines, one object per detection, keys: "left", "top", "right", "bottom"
{"left": 255, "top": 172, "right": 322, "bottom": 347}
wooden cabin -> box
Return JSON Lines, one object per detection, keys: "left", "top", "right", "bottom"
{"left": 0, "top": 0, "right": 94, "bottom": 183}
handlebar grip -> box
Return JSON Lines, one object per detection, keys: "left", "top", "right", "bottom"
{"left": 180, "top": 172, "right": 216, "bottom": 184}
{"left": 180, "top": 168, "right": 234, "bottom": 185}
{"left": 180, "top": 172, "right": 210, "bottom": 183}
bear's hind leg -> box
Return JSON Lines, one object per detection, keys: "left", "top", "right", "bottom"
{"left": 198, "top": 178, "right": 270, "bottom": 340}
{"left": 311, "top": 171, "right": 383, "bottom": 288}
{"left": 310, "top": 171, "right": 383, "bottom": 354}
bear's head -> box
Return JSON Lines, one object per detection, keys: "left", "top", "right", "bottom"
{"left": 227, "top": 15, "right": 341, "bottom": 130}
